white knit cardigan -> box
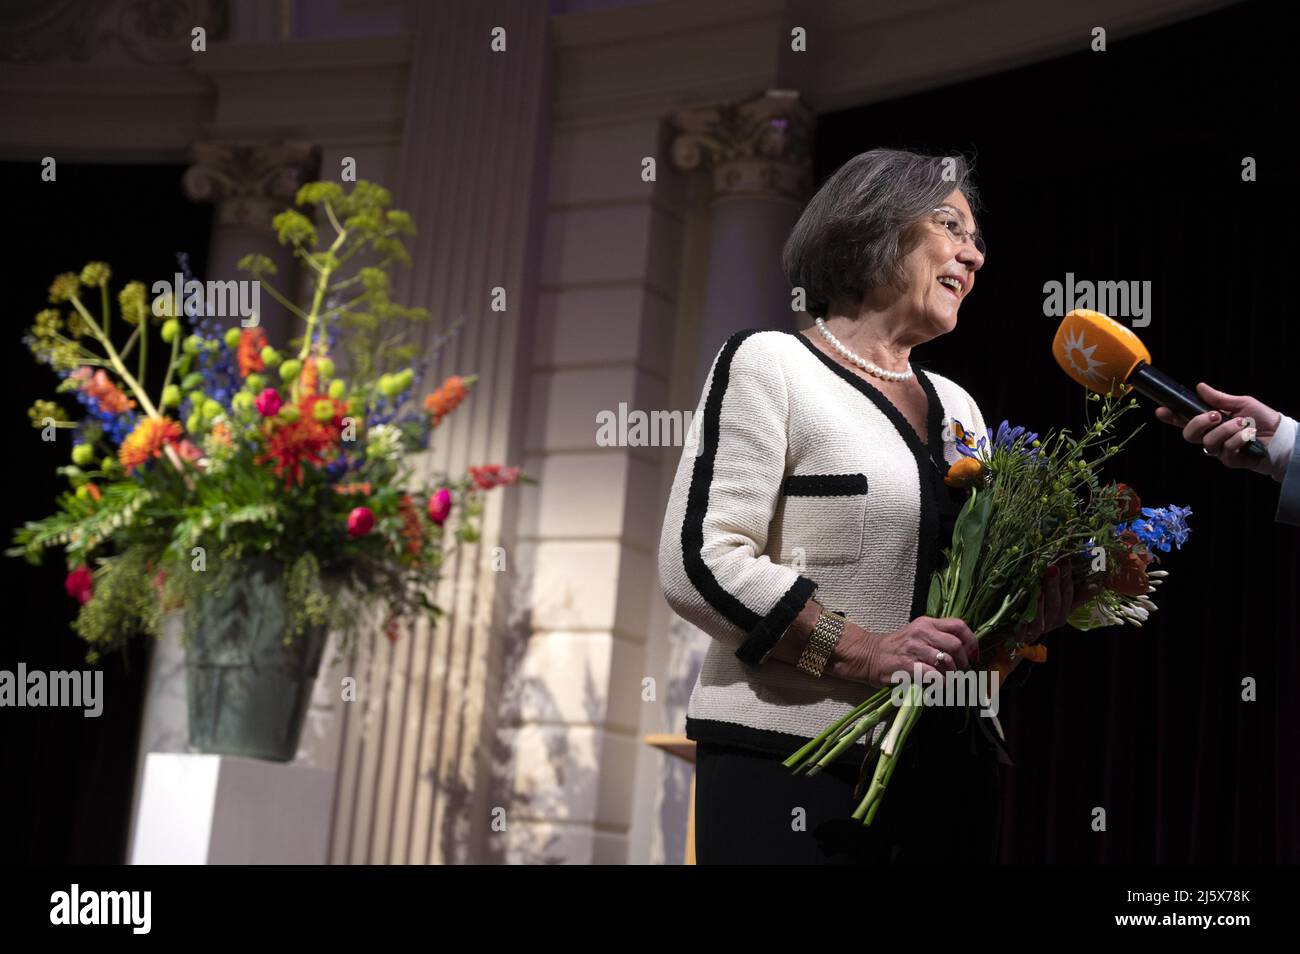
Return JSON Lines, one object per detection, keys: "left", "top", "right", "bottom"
{"left": 658, "top": 328, "right": 988, "bottom": 757}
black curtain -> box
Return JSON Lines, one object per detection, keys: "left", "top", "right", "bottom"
{"left": 0, "top": 162, "right": 211, "bottom": 863}
{"left": 815, "top": 0, "right": 1298, "bottom": 863}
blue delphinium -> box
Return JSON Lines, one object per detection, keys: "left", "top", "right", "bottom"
{"left": 1120, "top": 505, "right": 1193, "bottom": 553}
{"left": 176, "top": 252, "right": 241, "bottom": 418}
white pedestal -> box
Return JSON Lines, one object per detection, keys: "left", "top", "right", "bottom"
{"left": 130, "top": 753, "right": 334, "bottom": 865}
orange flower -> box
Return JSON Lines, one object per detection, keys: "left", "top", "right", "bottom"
{"left": 333, "top": 481, "right": 373, "bottom": 496}
{"left": 209, "top": 420, "right": 233, "bottom": 447}
{"left": 1016, "top": 643, "right": 1048, "bottom": 664}
{"left": 300, "top": 356, "right": 319, "bottom": 397}
{"left": 423, "top": 375, "right": 472, "bottom": 427}
{"left": 85, "top": 482, "right": 102, "bottom": 502}
{"left": 118, "top": 416, "right": 183, "bottom": 472}
{"left": 944, "top": 456, "right": 985, "bottom": 489}
{"left": 71, "top": 366, "right": 136, "bottom": 415}
{"left": 238, "top": 328, "right": 268, "bottom": 377}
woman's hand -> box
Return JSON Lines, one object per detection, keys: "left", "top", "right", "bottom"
{"left": 838, "top": 615, "right": 981, "bottom": 688}
{"left": 988, "top": 557, "right": 1101, "bottom": 679}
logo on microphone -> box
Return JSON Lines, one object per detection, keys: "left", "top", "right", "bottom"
{"left": 1058, "top": 326, "right": 1108, "bottom": 384}
{"left": 1042, "top": 273, "right": 1151, "bottom": 328}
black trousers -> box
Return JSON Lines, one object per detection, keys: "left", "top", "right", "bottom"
{"left": 695, "top": 706, "right": 1003, "bottom": 864}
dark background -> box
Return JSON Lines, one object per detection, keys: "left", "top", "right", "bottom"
{"left": 817, "top": 0, "right": 1297, "bottom": 862}
{"left": 2, "top": 0, "right": 1294, "bottom": 865}
{"left": 0, "top": 162, "right": 211, "bottom": 863}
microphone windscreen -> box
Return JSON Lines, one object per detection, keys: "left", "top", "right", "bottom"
{"left": 1051, "top": 309, "right": 1152, "bottom": 396}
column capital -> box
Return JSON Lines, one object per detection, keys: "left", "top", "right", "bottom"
{"left": 670, "top": 89, "right": 814, "bottom": 202}
{"left": 182, "top": 141, "right": 319, "bottom": 229}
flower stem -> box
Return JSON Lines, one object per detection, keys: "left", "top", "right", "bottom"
{"left": 783, "top": 687, "right": 889, "bottom": 769}
{"left": 69, "top": 294, "right": 159, "bottom": 418}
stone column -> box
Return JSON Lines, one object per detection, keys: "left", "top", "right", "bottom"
{"left": 670, "top": 89, "right": 815, "bottom": 388}
{"left": 181, "top": 141, "right": 319, "bottom": 342}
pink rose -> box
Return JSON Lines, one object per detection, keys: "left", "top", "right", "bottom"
{"left": 254, "top": 388, "right": 283, "bottom": 417}
{"left": 65, "top": 565, "right": 94, "bottom": 605}
{"left": 347, "top": 506, "right": 375, "bottom": 538}
{"left": 427, "top": 488, "right": 452, "bottom": 525}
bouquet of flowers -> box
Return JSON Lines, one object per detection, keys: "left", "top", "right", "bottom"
{"left": 11, "top": 179, "right": 529, "bottom": 662}
{"left": 784, "top": 392, "right": 1191, "bottom": 825}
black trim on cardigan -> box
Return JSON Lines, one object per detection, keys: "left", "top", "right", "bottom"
{"left": 681, "top": 329, "right": 818, "bottom": 666}
{"left": 781, "top": 473, "right": 869, "bottom": 496}
{"left": 685, "top": 716, "right": 866, "bottom": 766}
{"left": 785, "top": 330, "right": 943, "bottom": 621}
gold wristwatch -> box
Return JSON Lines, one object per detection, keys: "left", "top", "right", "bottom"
{"left": 796, "top": 608, "right": 846, "bottom": 678}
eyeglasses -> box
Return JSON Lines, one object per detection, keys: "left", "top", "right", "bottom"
{"left": 930, "top": 207, "right": 986, "bottom": 256}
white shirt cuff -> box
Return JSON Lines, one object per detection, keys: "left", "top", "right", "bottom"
{"left": 1267, "top": 415, "right": 1297, "bottom": 482}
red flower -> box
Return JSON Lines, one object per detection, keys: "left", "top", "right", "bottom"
{"left": 347, "top": 506, "right": 375, "bottom": 538}
{"left": 1108, "top": 529, "right": 1153, "bottom": 596}
{"left": 1110, "top": 482, "right": 1142, "bottom": 520}
{"left": 65, "top": 565, "right": 94, "bottom": 605}
{"left": 427, "top": 488, "right": 452, "bottom": 525}
{"left": 254, "top": 395, "right": 346, "bottom": 487}
{"left": 398, "top": 494, "right": 424, "bottom": 560}
{"left": 255, "top": 388, "right": 282, "bottom": 417}
{"left": 468, "top": 463, "right": 521, "bottom": 490}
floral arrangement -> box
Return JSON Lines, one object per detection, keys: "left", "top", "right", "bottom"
{"left": 11, "top": 180, "right": 528, "bottom": 662}
{"left": 784, "top": 392, "right": 1191, "bottom": 824}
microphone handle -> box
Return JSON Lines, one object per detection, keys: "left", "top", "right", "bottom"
{"left": 1127, "top": 362, "right": 1266, "bottom": 460}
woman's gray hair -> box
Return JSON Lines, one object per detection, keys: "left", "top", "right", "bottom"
{"left": 782, "top": 148, "right": 979, "bottom": 318}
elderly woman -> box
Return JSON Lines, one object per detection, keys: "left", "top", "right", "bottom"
{"left": 658, "top": 149, "right": 1088, "bottom": 865}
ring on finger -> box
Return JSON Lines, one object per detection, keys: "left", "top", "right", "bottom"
{"left": 934, "top": 651, "right": 947, "bottom": 668}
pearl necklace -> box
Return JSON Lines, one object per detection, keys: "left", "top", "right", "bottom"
{"left": 814, "top": 318, "right": 914, "bottom": 382}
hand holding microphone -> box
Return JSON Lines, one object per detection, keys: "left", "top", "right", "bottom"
{"left": 1154, "top": 384, "right": 1294, "bottom": 478}
{"left": 1051, "top": 309, "right": 1268, "bottom": 460}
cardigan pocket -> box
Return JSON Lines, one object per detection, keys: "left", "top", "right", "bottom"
{"left": 771, "top": 473, "right": 869, "bottom": 567}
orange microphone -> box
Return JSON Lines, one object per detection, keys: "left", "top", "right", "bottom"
{"left": 1052, "top": 309, "right": 1266, "bottom": 459}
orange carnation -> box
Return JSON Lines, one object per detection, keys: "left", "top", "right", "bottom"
{"left": 119, "top": 416, "right": 183, "bottom": 472}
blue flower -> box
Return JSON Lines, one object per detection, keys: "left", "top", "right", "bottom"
{"left": 991, "top": 420, "right": 1040, "bottom": 453}
{"left": 1119, "top": 504, "right": 1192, "bottom": 553}
{"left": 954, "top": 419, "right": 1041, "bottom": 460}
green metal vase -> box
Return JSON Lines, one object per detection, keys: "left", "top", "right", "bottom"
{"left": 184, "top": 556, "right": 328, "bottom": 762}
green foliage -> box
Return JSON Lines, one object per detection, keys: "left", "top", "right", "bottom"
{"left": 72, "top": 545, "right": 164, "bottom": 658}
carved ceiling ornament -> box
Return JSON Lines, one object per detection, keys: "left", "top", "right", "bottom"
{"left": 181, "top": 142, "right": 319, "bottom": 229}
{"left": 671, "top": 89, "right": 814, "bottom": 202}
{"left": 0, "top": 0, "right": 227, "bottom": 65}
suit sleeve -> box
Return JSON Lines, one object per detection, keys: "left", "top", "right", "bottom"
{"left": 657, "top": 332, "right": 818, "bottom": 666}
{"left": 1274, "top": 416, "right": 1300, "bottom": 526}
